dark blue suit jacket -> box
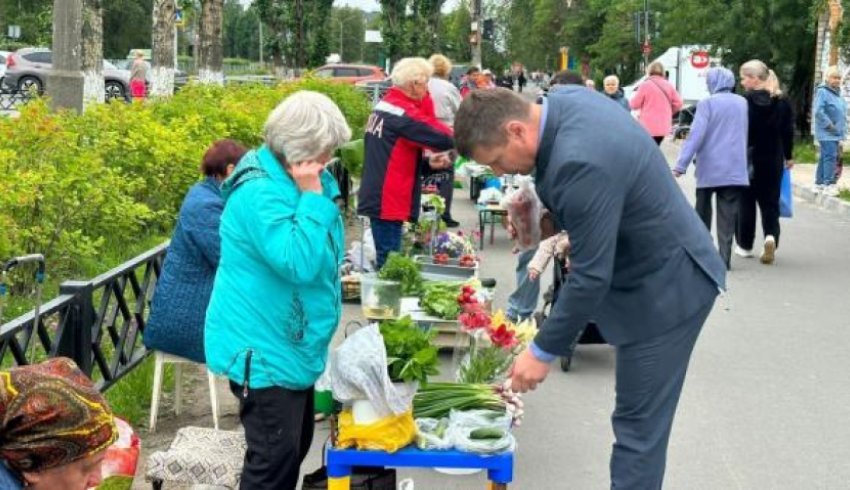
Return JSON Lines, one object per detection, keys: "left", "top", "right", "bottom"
{"left": 534, "top": 87, "right": 726, "bottom": 353}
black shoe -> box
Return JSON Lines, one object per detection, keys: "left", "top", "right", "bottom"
{"left": 443, "top": 217, "right": 460, "bottom": 228}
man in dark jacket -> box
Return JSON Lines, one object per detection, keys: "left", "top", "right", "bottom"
{"left": 454, "top": 87, "right": 726, "bottom": 489}
{"left": 358, "top": 57, "right": 455, "bottom": 269}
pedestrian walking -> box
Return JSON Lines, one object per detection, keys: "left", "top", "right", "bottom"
{"left": 630, "top": 61, "right": 683, "bottom": 145}
{"left": 357, "top": 57, "right": 455, "bottom": 268}
{"left": 735, "top": 61, "right": 794, "bottom": 265}
{"left": 518, "top": 70, "right": 527, "bottom": 93}
{"left": 455, "top": 87, "right": 725, "bottom": 490}
{"left": 427, "top": 54, "right": 463, "bottom": 227}
{"left": 813, "top": 66, "right": 847, "bottom": 197}
{"left": 673, "top": 67, "right": 749, "bottom": 270}
{"left": 602, "top": 75, "right": 630, "bottom": 111}
{"left": 205, "top": 91, "right": 352, "bottom": 489}
{"left": 129, "top": 50, "right": 148, "bottom": 101}
{"left": 144, "top": 139, "right": 247, "bottom": 363}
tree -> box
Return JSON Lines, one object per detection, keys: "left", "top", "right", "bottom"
{"left": 81, "top": 0, "right": 104, "bottom": 106}
{"left": 151, "top": 0, "right": 177, "bottom": 96}
{"left": 0, "top": 0, "right": 53, "bottom": 47}
{"left": 439, "top": 1, "right": 472, "bottom": 63}
{"left": 223, "top": 0, "right": 260, "bottom": 60}
{"left": 198, "top": 0, "right": 225, "bottom": 84}
{"left": 103, "top": 0, "right": 152, "bottom": 59}
{"left": 380, "top": 0, "right": 408, "bottom": 65}
{"left": 330, "top": 7, "right": 366, "bottom": 63}
{"left": 306, "top": 0, "right": 333, "bottom": 67}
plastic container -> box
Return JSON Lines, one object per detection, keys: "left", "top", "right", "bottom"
{"left": 360, "top": 274, "right": 402, "bottom": 320}
{"left": 314, "top": 390, "right": 334, "bottom": 415}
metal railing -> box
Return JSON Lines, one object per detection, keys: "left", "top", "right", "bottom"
{"left": 0, "top": 90, "right": 35, "bottom": 111}
{"left": 0, "top": 242, "right": 168, "bottom": 391}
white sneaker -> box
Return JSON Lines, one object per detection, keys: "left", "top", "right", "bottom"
{"left": 761, "top": 235, "right": 776, "bottom": 264}
{"left": 824, "top": 185, "right": 840, "bottom": 197}
{"left": 811, "top": 184, "right": 824, "bottom": 193}
{"left": 735, "top": 245, "right": 754, "bottom": 258}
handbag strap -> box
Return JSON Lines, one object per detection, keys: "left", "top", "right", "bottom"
{"left": 648, "top": 78, "right": 674, "bottom": 110}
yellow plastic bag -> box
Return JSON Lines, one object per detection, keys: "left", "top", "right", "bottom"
{"left": 336, "top": 409, "right": 416, "bottom": 453}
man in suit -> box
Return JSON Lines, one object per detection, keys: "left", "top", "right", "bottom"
{"left": 454, "top": 87, "right": 726, "bottom": 489}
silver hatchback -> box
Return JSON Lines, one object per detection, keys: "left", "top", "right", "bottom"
{"left": 2, "top": 47, "right": 130, "bottom": 100}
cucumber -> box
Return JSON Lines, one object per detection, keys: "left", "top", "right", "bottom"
{"left": 469, "top": 428, "right": 506, "bottom": 440}
{"left": 435, "top": 418, "right": 449, "bottom": 438}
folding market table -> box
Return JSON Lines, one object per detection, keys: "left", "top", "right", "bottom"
{"left": 325, "top": 444, "right": 514, "bottom": 490}
{"left": 477, "top": 203, "right": 508, "bottom": 250}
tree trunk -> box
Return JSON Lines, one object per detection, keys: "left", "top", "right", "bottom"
{"left": 295, "top": 0, "right": 305, "bottom": 69}
{"left": 81, "top": 0, "right": 104, "bottom": 107}
{"left": 198, "top": 0, "right": 224, "bottom": 84}
{"left": 151, "top": 0, "right": 176, "bottom": 96}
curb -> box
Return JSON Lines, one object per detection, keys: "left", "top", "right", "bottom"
{"left": 792, "top": 182, "right": 850, "bottom": 219}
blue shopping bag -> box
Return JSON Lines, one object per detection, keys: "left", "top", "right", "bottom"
{"left": 780, "top": 167, "right": 793, "bottom": 218}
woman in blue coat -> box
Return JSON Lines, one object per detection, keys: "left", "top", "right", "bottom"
{"left": 143, "top": 139, "right": 247, "bottom": 363}
{"left": 813, "top": 66, "right": 847, "bottom": 196}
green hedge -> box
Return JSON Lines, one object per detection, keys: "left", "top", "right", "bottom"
{"left": 0, "top": 79, "right": 370, "bottom": 283}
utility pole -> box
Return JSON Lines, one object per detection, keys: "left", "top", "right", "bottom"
{"left": 259, "top": 19, "right": 264, "bottom": 65}
{"left": 643, "top": 0, "right": 649, "bottom": 66}
{"left": 471, "top": 0, "right": 482, "bottom": 68}
{"left": 339, "top": 19, "right": 344, "bottom": 61}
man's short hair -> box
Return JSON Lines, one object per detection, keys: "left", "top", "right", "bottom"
{"left": 550, "top": 70, "right": 584, "bottom": 86}
{"left": 467, "top": 66, "right": 481, "bottom": 75}
{"left": 454, "top": 88, "right": 531, "bottom": 158}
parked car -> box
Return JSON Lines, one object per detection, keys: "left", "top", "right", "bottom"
{"left": 2, "top": 48, "right": 130, "bottom": 100}
{"left": 0, "top": 51, "right": 10, "bottom": 92}
{"left": 312, "top": 63, "right": 385, "bottom": 84}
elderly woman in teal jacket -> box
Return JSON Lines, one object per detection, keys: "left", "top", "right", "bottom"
{"left": 205, "top": 90, "right": 351, "bottom": 490}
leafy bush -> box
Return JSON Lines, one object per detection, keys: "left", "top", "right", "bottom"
{"left": 0, "top": 80, "right": 370, "bottom": 288}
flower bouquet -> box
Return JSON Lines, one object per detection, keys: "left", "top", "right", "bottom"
{"left": 434, "top": 231, "right": 476, "bottom": 259}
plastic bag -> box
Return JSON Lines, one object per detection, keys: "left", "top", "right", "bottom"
{"left": 477, "top": 187, "right": 504, "bottom": 205}
{"left": 326, "top": 324, "right": 418, "bottom": 418}
{"left": 447, "top": 409, "right": 515, "bottom": 454}
{"left": 337, "top": 409, "right": 416, "bottom": 453}
{"left": 415, "top": 417, "right": 453, "bottom": 450}
{"left": 95, "top": 417, "right": 140, "bottom": 489}
{"left": 501, "top": 179, "right": 542, "bottom": 250}
{"left": 347, "top": 227, "right": 377, "bottom": 273}
{"left": 780, "top": 167, "right": 793, "bottom": 218}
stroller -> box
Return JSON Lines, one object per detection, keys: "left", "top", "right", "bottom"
{"left": 672, "top": 105, "right": 697, "bottom": 140}
{"left": 533, "top": 256, "right": 606, "bottom": 372}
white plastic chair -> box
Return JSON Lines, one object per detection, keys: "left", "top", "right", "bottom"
{"left": 149, "top": 351, "right": 220, "bottom": 433}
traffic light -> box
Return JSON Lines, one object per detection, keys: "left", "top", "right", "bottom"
{"left": 482, "top": 19, "right": 494, "bottom": 41}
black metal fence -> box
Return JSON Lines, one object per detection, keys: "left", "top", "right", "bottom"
{"left": 0, "top": 90, "right": 35, "bottom": 111}
{"left": 0, "top": 242, "right": 168, "bottom": 391}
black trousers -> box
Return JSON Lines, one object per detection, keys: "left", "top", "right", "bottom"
{"left": 230, "top": 382, "right": 315, "bottom": 490}
{"left": 736, "top": 166, "right": 782, "bottom": 251}
{"left": 438, "top": 168, "right": 455, "bottom": 220}
{"left": 653, "top": 136, "right": 664, "bottom": 146}
{"left": 695, "top": 186, "right": 742, "bottom": 269}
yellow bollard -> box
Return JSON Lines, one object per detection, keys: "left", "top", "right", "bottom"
{"left": 328, "top": 476, "right": 351, "bottom": 490}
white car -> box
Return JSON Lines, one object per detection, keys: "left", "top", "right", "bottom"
{"left": 0, "top": 51, "right": 10, "bottom": 92}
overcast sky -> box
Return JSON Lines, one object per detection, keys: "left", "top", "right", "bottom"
{"left": 240, "top": 0, "right": 459, "bottom": 13}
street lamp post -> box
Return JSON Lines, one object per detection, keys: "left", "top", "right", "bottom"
{"left": 339, "top": 19, "right": 344, "bottom": 61}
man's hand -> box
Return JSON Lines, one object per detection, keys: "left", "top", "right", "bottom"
{"left": 672, "top": 169, "right": 683, "bottom": 178}
{"left": 509, "top": 348, "right": 551, "bottom": 393}
{"left": 506, "top": 216, "right": 517, "bottom": 239}
{"left": 289, "top": 161, "right": 325, "bottom": 193}
{"left": 428, "top": 152, "right": 453, "bottom": 170}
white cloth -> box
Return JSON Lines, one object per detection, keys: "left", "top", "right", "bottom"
{"left": 428, "top": 77, "right": 461, "bottom": 127}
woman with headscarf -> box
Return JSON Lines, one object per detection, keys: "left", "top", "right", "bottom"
{"left": 735, "top": 61, "right": 794, "bottom": 265}
{"left": 673, "top": 67, "right": 749, "bottom": 270}
{"left": 0, "top": 358, "right": 117, "bottom": 490}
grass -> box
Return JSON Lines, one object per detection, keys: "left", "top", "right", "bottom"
{"left": 793, "top": 139, "right": 850, "bottom": 165}
{"left": 104, "top": 354, "right": 175, "bottom": 427}
{"left": 840, "top": 189, "right": 850, "bottom": 202}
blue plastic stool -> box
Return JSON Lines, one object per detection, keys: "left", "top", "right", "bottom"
{"left": 326, "top": 444, "right": 513, "bottom": 489}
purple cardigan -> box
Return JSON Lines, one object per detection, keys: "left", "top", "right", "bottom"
{"left": 674, "top": 69, "right": 750, "bottom": 188}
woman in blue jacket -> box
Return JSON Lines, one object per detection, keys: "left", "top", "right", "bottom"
{"left": 144, "top": 139, "right": 247, "bottom": 362}
{"left": 205, "top": 91, "right": 351, "bottom": 489}
{"left": 813, "top": 66, "right": 847, "bottom": 197}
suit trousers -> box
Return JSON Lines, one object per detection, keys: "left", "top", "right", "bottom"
{"left": 230, "top": 382, "right": 315, "bottom": 490}
{"left": 695, "top": 186, "right": 742, "bottom": 270}
{"left": 736, "top": 165, "right": 782, "bottom": 251}
{"left": 610, "top": 298, "right": 714, "bottom": 490}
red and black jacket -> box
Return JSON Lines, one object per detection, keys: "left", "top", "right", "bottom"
{"left": 357, "top": 87, "right": 455, "bottom": 222}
